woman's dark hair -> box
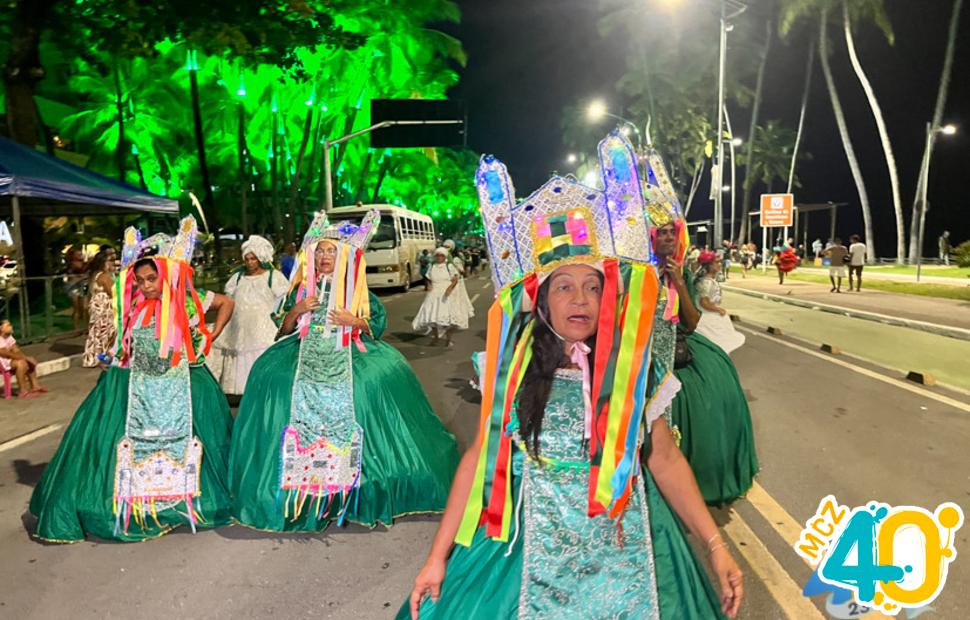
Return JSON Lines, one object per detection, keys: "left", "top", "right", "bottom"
{"left": 516, "top": 272, "right": 600, "bottom": 458}
{"left": 87, "top": 251, "right": 111, "bottom": 276}
{"left": 132, "top": 257, "right": 158, "bottom": 273}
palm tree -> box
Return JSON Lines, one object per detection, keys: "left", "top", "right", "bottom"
{"left": 841, "top": 0, "right": 902, "bottom": 262}
{"left": 782, "top": 1, "right": 876, "bottom": 261}
{"left": 908, "top": 0, "right": 963, "bottom": 263}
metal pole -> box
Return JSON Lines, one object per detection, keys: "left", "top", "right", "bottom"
{"left": 323, "top": 138, "right": 333, "bottom": 212}
{"left": 916, "top": 122, "right": 934, "bottom": 283}
{"left": 761, "top": 223, "right": 768, "bottom": 273}
{"left": 714, "top": 0, "right": 727, "bottom": 248}
{"left": 11, "top": 195, "right": 28, "bottom": 339}
{"left": 723, "top": 104, "right": 736, "bottom": 243}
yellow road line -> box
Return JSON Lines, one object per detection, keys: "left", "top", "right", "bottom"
{"left": 738, "top": 325, "right": 970, "bottom": 414}
{"left": 722, "top": 509, "right": 827, "bottom": 620}
{"left": 743, "top": 482, "right": 892, "bottom": 619}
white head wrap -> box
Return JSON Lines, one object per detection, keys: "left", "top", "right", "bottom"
{"left": 241, "top": 235, "right": 274, "bottom": 264}
{"left": 443, "top": 239, "right": 456, "bottom": 250}
{"left": 434, "top": 247, "right": 449, "bottom": 257}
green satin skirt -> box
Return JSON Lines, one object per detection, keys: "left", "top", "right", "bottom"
{"left": 229, "top": 334, "right": 459, "bottom": 531}
{"left": 28, "top": 366, "right": 233, "bottom": 543}
{"left": 397, "top": 471, "right": 725, "bottom": 619}
{"left": 672, "top": 332, "right": 759, "bottom": 506}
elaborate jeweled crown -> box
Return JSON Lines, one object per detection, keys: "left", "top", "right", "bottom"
{"left": 120, "top": 215, "right": 199, "bottom": 269}
{"left": 642, "top": 148, "right": 683, "bottom": 228}
{"left": 477, "top": 132, "right": 654, "bottom": 291}
{"left": 301, "top": 209, "right": 381, "bottom": 252}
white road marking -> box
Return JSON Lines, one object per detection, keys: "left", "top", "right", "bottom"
{"left": 738, "top": 325, "right": 970, "bottom": 414}
{"left": 0, "top": 423, "right": 63, "bottom": 453}
{"left": 470, "top": 293, "right": 480, "bottom": 305}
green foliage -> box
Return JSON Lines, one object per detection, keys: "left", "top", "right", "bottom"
{"left": 737, "top": 120, "right": 805, "bottom": 192}
{"left": 954, "top": 241, "right": 970, "bottom": 268}
{"left": 2, "top": 0, "right": 478, "bottom": 240}
{"left": 780, "top": 0, "right": 893, "bottom": 44}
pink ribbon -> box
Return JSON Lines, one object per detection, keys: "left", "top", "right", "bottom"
{"left": 569, "top": 341, "right": 594, "bottom": 441}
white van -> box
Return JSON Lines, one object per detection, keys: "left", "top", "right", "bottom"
{"left": 328, "top": 204, "right": 436, "bottom": 289}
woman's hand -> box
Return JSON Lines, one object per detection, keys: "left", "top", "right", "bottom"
{"left": 718, "top": 307, "right": 727, "bottom": 317}
{"left": 329, "top": 308, "right": 359, "bottom": 328}
{"left": 409, "top": 557, "right": 447, "bottom": 619}
{"left": 291, "top": 295, "right": 320, "bottom": 316}
{"left": 663, "top": 257, "right": 684, "bottom": 283}
{"left": 710, "top": 545, "right": 744, "bottom": 618}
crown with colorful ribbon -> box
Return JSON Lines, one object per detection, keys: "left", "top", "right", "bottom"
{"left": 287, "top": 210, "right": 380, "bottom": 345}
{"left": 457, "top": 133, "right": 663, "bottom": 547}
{"left": 119, "top": 215, "right": 199, "bottom": 269}
{"left": 641, "top": 148, "right": 689, "bottom": 323}
{"left": 478, "top": 131, "right": 655, "bottom": 292}
{"left": 112, "top": 215, "right": 211, "bottom": 367}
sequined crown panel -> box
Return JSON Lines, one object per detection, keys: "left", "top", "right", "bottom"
{"left": 477, "top": 132, "right": 654, "bottom": 290}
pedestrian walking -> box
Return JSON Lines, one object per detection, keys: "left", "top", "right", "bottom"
{"left": 418, "top": 248, "right": 432, "bottom": 290}
{"left": 939, "top": 231, "right": 952, "bottom": 266}
{"left": 823, "top": 238, "right": 849, "bottom": 293}
{"left": 847, "top": 234, "right": 866, "bottom": 292}
{"left": 413, "top": 248, "right": 470, "bottom": 346}
{"left": 206, "top": 235, "right": 290, "bottom": 395}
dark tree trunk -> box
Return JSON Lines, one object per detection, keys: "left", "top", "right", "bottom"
{"left": 3, "top": 0, "right": 55, "bottom": 146}
{"left": 189, "top": 65, "right": 220, "bottom": 252}
{"left": 113, "top": 64, "right": 127, "bottom": 182}
{"left": 286, "top": 107, "right": 314, "bottom": 243}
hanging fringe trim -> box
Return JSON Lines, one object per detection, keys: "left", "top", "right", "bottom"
{"left": 112, "top": 494, "right": 203, "bottom": 537}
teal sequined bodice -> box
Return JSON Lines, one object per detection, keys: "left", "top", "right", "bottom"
{"left": 517, "top": 370, "right": 660, "bottom": 620}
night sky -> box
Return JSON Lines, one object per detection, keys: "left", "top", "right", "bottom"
{"left": 447, "top": 0, "right": 970, "bottom": 256}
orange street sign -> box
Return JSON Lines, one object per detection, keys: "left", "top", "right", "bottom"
{"left": 760, "top": 193, "right": 794, "bottom": 227}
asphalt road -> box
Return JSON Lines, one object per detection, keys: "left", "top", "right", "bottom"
{"left": 0, "top": 271, "right": 967, "bottom": 619}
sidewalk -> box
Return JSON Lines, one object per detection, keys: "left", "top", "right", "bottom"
{"left": 724, "top": 276, "right": 970, "bottom": 332}
{"left": 18, "top": 334, "right": 87, "bottom": 377}
{"left": 796, "top": 265, "right": 969, "bottom": 287}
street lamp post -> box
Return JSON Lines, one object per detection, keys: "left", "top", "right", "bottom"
{"left": 712, "top": 0, "right": 747, "bottom": 249}
{"left": 916, "top": 122, "right": 957, "bottom": 282}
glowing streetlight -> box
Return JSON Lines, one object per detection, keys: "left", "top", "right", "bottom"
{"left": 941, "top": 124, "right": 957, "bottom": 135}
{"left": 721, "top": 185, "right": 731, "bottom": 193}
{"left": 566, "top": 153, "right": 578, "bottom": 164}
{"left": 731, "top": 137, "right": 743, "bottom": 147}
{"left": 587, "top": 100, "right": 607, "bottom": 122}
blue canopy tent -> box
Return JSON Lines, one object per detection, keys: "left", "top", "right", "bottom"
{"left": 0, "top": 137, "right": 178, "bottom": 339}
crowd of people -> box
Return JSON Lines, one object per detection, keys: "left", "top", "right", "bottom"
{"left": 25, "top": 134, "right": 767, "bottom": 619}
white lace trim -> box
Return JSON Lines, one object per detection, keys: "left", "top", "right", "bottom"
{"left": 644, "top": 373, "right": 681, "bottom": 432}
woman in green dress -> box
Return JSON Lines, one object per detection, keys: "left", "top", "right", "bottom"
{"left": 403, "top": 134, "right": 743, "bottom": 619}
{"left": 639, "top": 146, "right": 758, "bottom": 507}
{"left": 647, "top": 209, "right": 759, "bottom": 507}
{"left": 229, "top": 210, "right": 459, "bottom": 531}
{"left": 29, "top": 216, "right": 236, "bottom": 542}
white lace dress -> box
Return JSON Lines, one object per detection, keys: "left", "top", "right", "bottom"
{"left": 206, "top": 269, "right": 290, "bottom": 394}
{"left": 412, "top": 262, "right": 473, "bottom": 332}
{"left": 694, "top": 277, "right": 745, "bottom": 354}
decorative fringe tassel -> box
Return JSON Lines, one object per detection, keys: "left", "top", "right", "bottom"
{"left": 112, "top": 494, "right": 203, "bottom": 536}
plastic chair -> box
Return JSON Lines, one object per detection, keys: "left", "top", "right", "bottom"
{"left": 2, "top": 366, "right": 12, "bottom": 399}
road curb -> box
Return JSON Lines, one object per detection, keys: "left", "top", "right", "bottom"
{"left": 36, "top": 353, "right": 84, "bottom": 378}
{"left": 723, "top": 285, "right": 970, "bottom": 342}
